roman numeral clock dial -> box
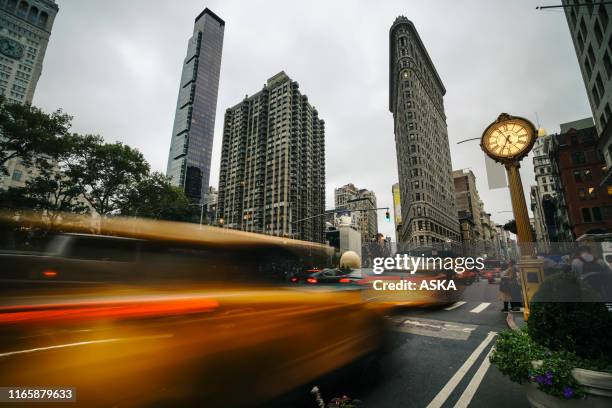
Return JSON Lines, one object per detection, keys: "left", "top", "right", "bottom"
{"left": 480, "top": 113, "right": 536, "bottom": 164}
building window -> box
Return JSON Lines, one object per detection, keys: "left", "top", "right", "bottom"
{"left": 11, "top": 169, "right": 22, "bottom": 181}
{"left": 605, "top": 52, "right": 612, "bottom": 79}
{"left": 592, "top": 207, "right": 602, "bottom": 222}
{"left": 16, "top": 1, "right": 27, "bottom": 17}
{"left": 587, "top": 45, "right": 596, "bottom": 68}
{"left": 595, "top": 73, "right": 604, "bottom": 96}
{"left": 584, "top": 169, "right": 592, "bottom": 180}
{"left": 592, "top": 84, "right": 600, "bottom": 106}
{"left": 573, "top": 170, "right": 582, "bottom": 182}
{"left": 571, "top": 151, "right": 586, "bottom": 165}
{"left": 599, "top": 4, "right": 609, "bottom": 29}
{"left": 587, "top": 187, "right": 597, "bottom": 199}
{"left": 581, "top": 208, "right": 592, "bottom": 223}
{"left": 594, "top": 21, "right": 603, "bottom": 46}
{"left": 578, "top": 188, "right": 586, "bottom": 200}
{"left": 571, "top": 134, "right": 578, "bottom": 145}
{"left": 577, "top": 31, "right": 585, "bottom": 53}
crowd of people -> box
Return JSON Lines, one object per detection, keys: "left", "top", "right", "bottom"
{"left": 498, "top": 245, "right": 612, "bottom": 312}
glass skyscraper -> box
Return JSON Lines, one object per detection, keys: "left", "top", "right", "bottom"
{"left": 166, "top": 8, "right": 224, "bottom": 202}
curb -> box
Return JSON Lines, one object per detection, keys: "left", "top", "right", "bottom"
{"left": 506, "top": 312, "right": 519, "bottom": 331}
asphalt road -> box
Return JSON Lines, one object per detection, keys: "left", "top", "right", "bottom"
{"left": 320, "top": 279, "right": 530, "bottom": 408}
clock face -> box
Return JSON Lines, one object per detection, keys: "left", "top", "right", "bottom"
{"left": 0, "top": 37, "right": 24, "bottom": 60}
{"left": 481, "top": 115, "right": 536, "bottom": 162}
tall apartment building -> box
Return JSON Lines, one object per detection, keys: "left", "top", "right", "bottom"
{"left": 562, "top": 1, "right": 611, "bottom": 134}
{"left": 166, "top": 8, "right": 224, "bottom": 203}
{"left": 452, "top": 169, "right": 484, "bottom": 255}
{"left": 389, "top": 16, "right": 460, "bottom": 252}
{"left": 0, "top": 0, "right": 58, "bottom": 190}
{"left": 0, "top": 0, "right": 57, "bottom": 104}
{"left": 334, "top": 184, "right": 378, "bottom": 245}
{"left": 217, "top": 71, "right": 325, "bottom": 243}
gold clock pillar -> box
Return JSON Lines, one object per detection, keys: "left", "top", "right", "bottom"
{"left": 480, "top": 113, "right": 545, "bottom": 320}
{"left": 506, "top": 164, "right": 534, "bottom": 249}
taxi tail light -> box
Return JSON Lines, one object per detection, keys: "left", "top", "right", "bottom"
{"left": 339, "top": 278, "right": 350, "bottom": 283}
{"left": 306, "top": 277, "right": 317, "bottom": 284}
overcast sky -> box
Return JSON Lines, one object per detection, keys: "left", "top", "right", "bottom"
{"left": 33, "top": 0, "right": 592, "bottom": 240}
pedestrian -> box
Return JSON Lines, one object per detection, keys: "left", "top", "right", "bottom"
{"left": 571, "top": 245, "right": 612, "bottom": 301}
{"left": 499, "top": 260, "right": 514, "bottom": 312}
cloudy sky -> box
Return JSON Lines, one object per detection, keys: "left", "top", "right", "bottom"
{"left": 33, "top": 0, "right": 592, "bottom": 240}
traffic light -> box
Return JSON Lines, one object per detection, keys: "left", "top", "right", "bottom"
{"left": 385, "top": 211, "right": 390, "bottom": 222}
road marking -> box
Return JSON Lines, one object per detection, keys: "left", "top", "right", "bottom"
{"left": 469, "top": 302, "right": 491, "bottom": 313}
{"left": 0, "top": 334, "right": 173, "bottom": 358}
{"left": 444, "top": 301, "right": 467, "bottom": 311}
{"left": 426, "top": 331, "right": 497, "bottom": 408}
{"left": 396, "top": 318, "right": 477, "bottom": 341}
{"left": 453, "top": 346, "right": 495, "bottom": 408}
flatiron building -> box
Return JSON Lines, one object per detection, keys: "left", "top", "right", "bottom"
{"left": 389, "top": 16, "right": 460, "bottom": 251}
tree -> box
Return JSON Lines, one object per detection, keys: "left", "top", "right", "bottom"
{"left": 119, "top": 172, "right": 197, "bottom": 222}
{"left": 19, "top": 166, "right": 89, "bottom": 224}
{"left": 0, "top": 96, "right": 72, "bottom": 175}
{"left": 65, "top": 135, "right": 150, "bottom": 216}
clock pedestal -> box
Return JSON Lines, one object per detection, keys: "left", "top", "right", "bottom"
{"left": 505, "top": 162, "right": 544, "bottom": 320}
{"left": 480, "top": 113, "right": 543, "bottom": 322}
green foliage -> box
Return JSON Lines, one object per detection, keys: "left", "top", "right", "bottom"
{"left": 65, "top": 135, "right": 150, "bottom": 215}
{"left": 491, "top": 271, "right": 612, "bottom": 400}
{"left": 490, "top": 329, "right": 585, "bottom": 399}
{"left": 528, "top": 272, "right": 612, "bottom": 362}
{"left": 118, "top": 172, "right": 198, "bottom": 222}
{"left": 490, "top": 329, "right": 545, "bottom": 384}
{"left": 0, "top": 96, "right": 72, "bottom": 174}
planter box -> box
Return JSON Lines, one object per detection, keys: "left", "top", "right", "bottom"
{"left": 525, "top": 362, "right": 612, "bottom": 408}
{"left": 572, "top": 368, "right": 612, "bottom": 398}
{"left": 523, "top": 382, "right": 583, "bottom": 408}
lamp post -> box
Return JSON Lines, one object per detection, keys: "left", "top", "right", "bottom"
{"left": 480, "top": 113, "right": 545, "bottom": 320}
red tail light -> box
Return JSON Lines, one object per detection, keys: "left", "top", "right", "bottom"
{"left": 339, "top": 278, "right": 350, "bottom": 283}
{"left": 43, "top": 270, "right": 58, "bottom": 278}
{"left": 290, "top": 277, "right": 298, "bottom": 283}
{"left": 306, "top": 277, "right": 317, "bottom": 284}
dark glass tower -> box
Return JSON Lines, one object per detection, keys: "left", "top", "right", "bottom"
{"left": 166, "top": 8, "right": 224, "bottom": 202}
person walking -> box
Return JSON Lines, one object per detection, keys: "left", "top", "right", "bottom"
{"left": 571, "top": 246, "right": 612, "bottom": 302}
{"left": 499, "top": 260, "right": 515, "bottom": 312}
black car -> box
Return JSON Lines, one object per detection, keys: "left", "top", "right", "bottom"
{"left": 304, "top": 268, "right": 354, "bottom": 284}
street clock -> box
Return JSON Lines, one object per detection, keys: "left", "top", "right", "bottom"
{"left": 480, "top": 113, "right": 536, "bottom": 164}
{"left": 480, "top": 112, "right": 543, "bottom": 321}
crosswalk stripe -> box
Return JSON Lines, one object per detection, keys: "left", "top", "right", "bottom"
{"left": 453, "top": 346, "right": 495, "bottom": 408}
{"left": 426, "top": 331, "right": 497, "bottom": 408}
{"left": 469, "top": 302, "right": 491, "bottom": 313}
{"left": 444, "top": 301, "right": 467, "bottom": 311}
